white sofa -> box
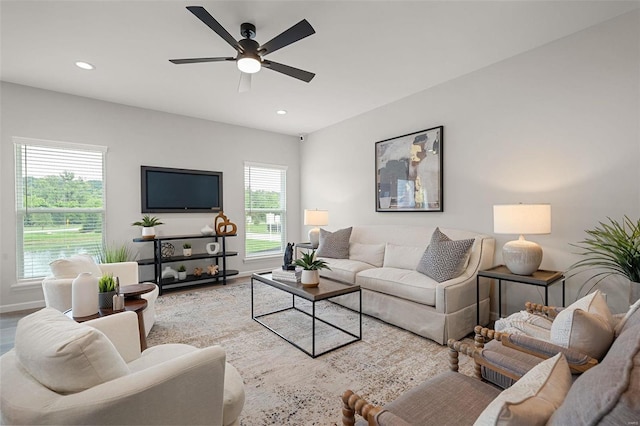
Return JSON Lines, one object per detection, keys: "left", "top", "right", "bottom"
{"left": 0, "top": 308, "right": 245, "bottom": 426}
{"left": 317, "top": 226, "right": 495, "bottom": 344}
{"left": 42, "top": 256, "right": 159, "bottom": 336}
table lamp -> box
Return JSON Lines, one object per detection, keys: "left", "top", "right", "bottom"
{"left": 493, "top": 204, "right": 551, "bottom": 275}
{"left": 304, "top": 209, "right": 328, "bottom": 248}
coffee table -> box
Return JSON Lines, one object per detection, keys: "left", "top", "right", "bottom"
{"left": 251, "top": 272, "right": 361, "bottom": 358}
{"left": 64, "top": 298, "right": 148, "bottom": 350}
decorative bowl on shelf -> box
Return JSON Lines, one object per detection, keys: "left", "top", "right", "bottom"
{"left": 201, "top": 225, "right": 215, "bottom": 236}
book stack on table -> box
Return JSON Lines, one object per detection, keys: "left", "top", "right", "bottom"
{"left": 272, "top": 267, "right": 302, "bottom": 283}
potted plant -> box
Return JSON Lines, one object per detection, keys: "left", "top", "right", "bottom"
{"left": 97, "top": 242, "right": 135, "bottom": 263}
{"left": 182, "top": 243, "right": 192, "bottom": 257}
{"left": 568, "top": 215, "right": 640, "bottom": 304}
{"left": 98, "top": 273, "right": 117, "bottom": 309}
{"left": 132, "top": 215, "right": 164, "bottom": 239}
{"left": 177, "top": 264, "right": 187, "bottom": 280}
{"left": 293, "top": 250, "right": 331, "bottom": 287}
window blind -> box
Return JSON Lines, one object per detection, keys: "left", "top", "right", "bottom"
{"left": 15, "top": 140, "right": 106, "bottom": 279}
{"left": 244, "top": 162, "right": 287, "bottom": 258}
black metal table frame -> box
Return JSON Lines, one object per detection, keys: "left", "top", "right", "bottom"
{"left": 251, "top": 275, "right": 362, "bottom": 358}
{"left": 476, "top": 267, "right": 566, "bottom": 324}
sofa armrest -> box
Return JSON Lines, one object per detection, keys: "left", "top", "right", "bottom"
{"left": 41, "top": 346, "right": 227, "bottom": 426}
{"left": 447, "top": 338, "right": 524, "bottom": 383}
{"left": 84, "top": 311, "right": 141, "bottom": 363}
{"left": 41, "top": 277, "right": 73, "bottom": 312}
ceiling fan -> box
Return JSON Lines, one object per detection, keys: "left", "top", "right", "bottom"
{"left": 170, "top": 6, "right": 316, "bottom": 92}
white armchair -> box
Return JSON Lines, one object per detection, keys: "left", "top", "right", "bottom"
{"left": 0, "top": 308, "right": 245, "bottom": 426}
{"left": 41, "top": 255, "right": 158, "bottom": 336}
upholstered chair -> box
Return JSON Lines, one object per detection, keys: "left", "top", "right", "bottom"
{"left": 460, "top": 290, "right": 621, "bottom": 388}
{"left": 343, "top": 300, "right": 640, "bottom": 425}
{"left": 0, "top": 308, "right": 245, "bottom": 426}
{"left": 41, "top": 254, "right": 158, "bottom": 336}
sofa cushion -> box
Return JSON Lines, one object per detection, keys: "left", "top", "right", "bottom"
{"left": 550, "top": 290, "right": 614, "bottom": 360}
{"left": 614, "top": 297, "right": 640, "bottom": 337}
{"left": 14, "top": 308, "right": 129, "bottom": 394}
{"left": 382, "top": 243, "right": 424, "bottom": 270}
{"left": 416, "top": 228, "right": 474, "bottom": 283}
{"left": 474, "top": 353, "right": 572, "bottom": 426}
{"left": 319, "top": 258, "right": 376, "bottom": 284}
{"left": 349, "top": 242, "right": 385, "bottom": 267}
{"left": 356, "top": 268, "right": 437, "bottom": 306}
{"left": 316, "top": 227, "right": 352, "bottom": 259}
{"left": 548, "top": 323, "right": 640, "bottom": 425}
{"left": 49, "top": 254, "right": 102, "bottom": 278}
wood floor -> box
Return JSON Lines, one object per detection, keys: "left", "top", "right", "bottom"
{"left": 1, "top": 308, "right": 39, "bottom": 355}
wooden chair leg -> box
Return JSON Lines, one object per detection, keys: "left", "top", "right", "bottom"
{"left": 341, "top": 390, "right": 383, "bottom": 426}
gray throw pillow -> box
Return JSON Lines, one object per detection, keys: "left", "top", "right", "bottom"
{"left": 416, "top": 227, "right": 474, "bottom": 282}
{"left": 316, "top": 227, "right": 352, "bottom": 259}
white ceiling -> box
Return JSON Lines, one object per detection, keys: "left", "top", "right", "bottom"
{"left": 2, "top": 1, "right": 638, "bottom": 136}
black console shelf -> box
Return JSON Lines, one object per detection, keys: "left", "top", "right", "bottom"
{"left": 134, "top": 233, "right": 238, "bottom": 295}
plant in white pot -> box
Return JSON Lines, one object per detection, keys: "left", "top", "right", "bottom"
{"left": 182, "top": 243, "right": 192, "bottom": 257}
{"left": 293, "top": 250, "right": 331, "bottom": 288}
{"left": 568, "top": 215, "right": 640, "bottom": 305}
{"left": 177, "top": 264, "right": 187, "bottom": 280}
{"left": 132, "top": 215, "right": 164, "bottom": 239}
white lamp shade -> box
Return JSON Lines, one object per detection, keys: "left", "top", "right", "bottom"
{"left": 493, "top": 204, "right": 551, "bottom": 235}
{"left": 304, "top": 209, "right": 329, "bottom": 226}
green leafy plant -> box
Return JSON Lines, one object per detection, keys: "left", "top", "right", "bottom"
{"left": 97, "top": 242, "right": 135, "bottom": 263}
{"left": 568, "top": 215, "right": 640, "bottom": 295}
{"left": 98, "top": 273, "right": 116, "bottom": 293}
{"left": 178, "top": 264, "right": 186, "bottom": 272}
{"left": 131, "top": 215, "right": 164, "bottom": 227}
{"left": 293, "top": 250, "right": 331, "bottom": 271}
{"left": 183, "top": 243, "right": 191, "bottom": 249}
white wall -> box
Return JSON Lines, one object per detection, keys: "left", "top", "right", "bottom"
{"left": 301, "top": 10, "right": 640, "bottom": 314}
{"left": 0, "top": 83, "right": 301, "bottom": 312}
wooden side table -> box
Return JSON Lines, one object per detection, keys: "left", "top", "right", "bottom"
{"left": 476, "top": 265, "right": 565, "bottom": 324}
{"left": 64, "top": 298, "right": 148, "bottom": 350}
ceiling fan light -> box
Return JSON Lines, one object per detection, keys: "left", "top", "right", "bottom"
{"left": 237, "top": 57, "right": 261, "bottom": 74}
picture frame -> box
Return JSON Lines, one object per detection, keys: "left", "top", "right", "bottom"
{"left": 375, "top": 126, "right": 443, "bottom": 212}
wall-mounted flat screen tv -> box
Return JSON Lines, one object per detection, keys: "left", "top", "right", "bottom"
{"left": 141, "top": 166, "right": 223, "bottom": 213}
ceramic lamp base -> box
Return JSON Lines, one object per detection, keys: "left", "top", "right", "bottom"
{"left": 502, "top": 235, "right": 542, "bottom": 276}
{"left": 309, "top": 228, "right": 320, "bottom": 248}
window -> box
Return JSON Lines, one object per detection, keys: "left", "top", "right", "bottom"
{"left": 14, "top": 138, "right": 107, "bottom": 280}
{"left": 244, "top": 162, "right": 287, "bottom": 259}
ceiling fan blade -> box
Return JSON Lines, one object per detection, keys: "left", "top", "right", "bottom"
{"left": 169, "top": 57, "right": 234, "bottom": 64}
{"left": 259, "top": 19, "right": 315, "bottom": 56}
{"left": 238, "top": 72, "right": 251, "bottom": 93}
{"left": 263, "top": 60, "right": 315, "bottom": 83}
{"left": 186, "top": 6, "right": 243, "bottom": 53}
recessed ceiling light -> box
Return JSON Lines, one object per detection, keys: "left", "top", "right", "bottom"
{"left": 75, "top": 61, "right": 95, "bottom": 70}
{"left": 276, "top": 110, "right": 287, "bottom": 115}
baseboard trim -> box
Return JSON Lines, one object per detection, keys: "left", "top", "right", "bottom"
{"left": 0, "top": 300, "right": 45, "bottom": 314}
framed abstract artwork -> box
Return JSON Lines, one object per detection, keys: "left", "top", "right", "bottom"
{"left": 375, "top": 126, "right": 443, "bottom": 212}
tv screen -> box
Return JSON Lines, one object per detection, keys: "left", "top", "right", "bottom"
{"left": 141, "top": 166, "right": 223, "bottom": 213}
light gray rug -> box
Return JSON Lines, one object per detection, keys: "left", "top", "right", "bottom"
{"left": 147, "top": 280, "right": 474, "bottom": 425}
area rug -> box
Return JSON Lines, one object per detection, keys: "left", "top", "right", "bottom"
{"left": 147, "top": 280, "right": 475, "bottom": 425}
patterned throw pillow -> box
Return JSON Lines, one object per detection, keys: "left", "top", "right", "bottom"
{"left": 316, "top": 227, "right": 352, "bottom": 259}
{"left": 416, "top": 227, "right": 474, "bottom": 282}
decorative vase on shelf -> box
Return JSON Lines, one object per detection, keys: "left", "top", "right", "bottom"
{"left": 201, "top": 224, "right": 214, "bottom": 236}
{"left": 71, "top": 272, "right": 99, "bottom": 317}
{"left": 98, "top": 291, "right": 116, "bottom": 309}
{"left": 206, "top": 242, "right": 220, "bottom": 255}
{"left": 183, "top": 248, "right": 192, "bottom": 257}
{"left": 161, "top": 266, "right": 178, "bottom": 280}
{"left": 178, "top": 271, "right": 187, "bottom": 280}
{"left": 141, "top": 226, "right": 156, "bottom": 239}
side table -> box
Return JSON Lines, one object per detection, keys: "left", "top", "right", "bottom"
{"left": 64, "top": 298, "right": 148, "bottom": 350}
{"left": 476, "top": 265, "right": 565, "bottom": 324}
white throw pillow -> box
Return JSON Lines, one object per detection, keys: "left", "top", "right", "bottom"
{"left": 382, "top": 243, "right": 424, "bottom": 270}
{"left": 49, "top": 254, "right": 102, "bottom": 279}
{"left": 550, "top": 290, "right": 614, "bottom": 359}
{"left": 15, "top": 308, "right": 129, "bottom": 394}
{"left": 349, "top": 242, "right": 385, "bottom": 267}
{"left": 474, "top": 353, "right": 572, "bottom": 426}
